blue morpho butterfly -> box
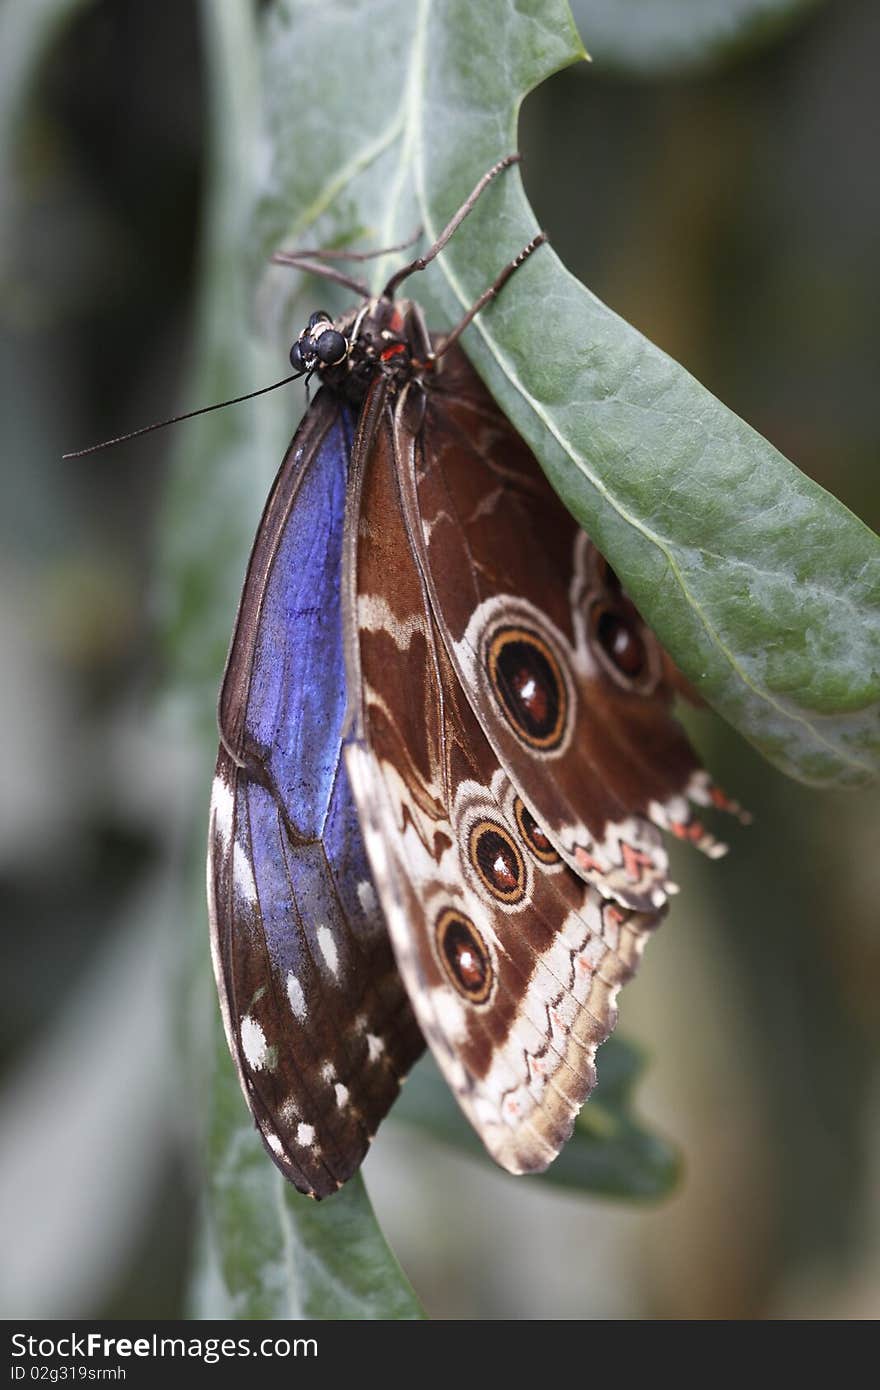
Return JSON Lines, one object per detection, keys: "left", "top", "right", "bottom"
{"left": 67, "top": 156, "right": 746, "bottom": 1199}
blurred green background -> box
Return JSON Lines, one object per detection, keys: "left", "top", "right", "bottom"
{"left": 1, "top": 0, "right": 878, "bottom": 1320}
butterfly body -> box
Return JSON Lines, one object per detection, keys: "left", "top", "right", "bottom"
{"left": 208, "top": 240, "right": 740, "bottom": 1197}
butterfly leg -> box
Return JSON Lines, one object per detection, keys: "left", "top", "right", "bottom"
{"left": 382, "top": 153, "right": 522, "bottom": 298}
{"left": 431, "top": 232, "right": 547, "bottom": 359}
{"left": 271, "top": 229, "right": 424, "bottom": 298}
{"left": 270, "top": 253, "right": 372, "bottom": 298}
{"left": 274, "top": 227, "right": 423, "bottom": 263}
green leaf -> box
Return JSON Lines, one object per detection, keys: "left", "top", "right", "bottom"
{"left": 201, "top": 1018, "right": 424, "bottom": 1319}
{"left": 254, "top": 0, "right": 879, "bottom": 789}
{"left": 569, "top": 0, "right": 823, "bottom": 76}
{"left": 394, "top": 1040, "right": 680, "bottom": 1201}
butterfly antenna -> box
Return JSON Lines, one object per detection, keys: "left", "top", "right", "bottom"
{"left": 62, "top": 372, "right": 304, "bottom": 459}
{"left": 383, "top": 153, "right": 521, "bottom": 299}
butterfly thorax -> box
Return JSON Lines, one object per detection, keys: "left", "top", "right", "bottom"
{"left": 289, "top": 296, "right": 431, "bottom": 406}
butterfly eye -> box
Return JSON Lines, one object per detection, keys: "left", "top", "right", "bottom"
{"left": 467, "top": 819, "right": 526, "bottom": 904}
{"left": 593, "top": 607, "right": 646, "bottom": 680}
{"left": 315, "top": 329, "right": 348, "bottom": 366}
{"left": 435, "top": 909, "right": 494, "bottom": 1003}
{"left": 289, "top": 340, "right": 308, "bottom": 371}
{"left": 307, "top": 310, "right": 332, "bottom": 329}
{"left": 513, "top": 797, "right": 561, "bottom": 865}
{"left": 486, "top": 625, "right": 569, "bottom": 751}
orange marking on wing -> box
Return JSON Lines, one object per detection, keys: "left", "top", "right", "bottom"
{"left": 620, "top": 842, "right": 656, "bottom": 882}
{"left": 670, "top": 818, "right": 706, "bottom": 843}
{"left": 575, "top": 846, "right": 605, "bottom": 874}
{"left": 708, "top": 783, "right": 752, "bottom": 824}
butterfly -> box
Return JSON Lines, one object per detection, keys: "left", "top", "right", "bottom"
{"left": 206, "top": 157, "right": 747, "bottom": 1198}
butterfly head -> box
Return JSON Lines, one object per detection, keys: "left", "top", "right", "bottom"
{"left": 289, "top": 310, "right": 350, "bottom": 375}
{"left": 289, "top": 297, "right": 423, "bottom": 402}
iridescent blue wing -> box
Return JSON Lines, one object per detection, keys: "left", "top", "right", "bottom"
{"left": 207, "top": 387, "right": 423, "bottom": 1198}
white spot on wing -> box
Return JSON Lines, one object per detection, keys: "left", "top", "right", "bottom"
{"left": 265, "top": 1132, "right": 284, "bottom": 1156}
{"left": 296, "top": 1122, "right": 315, "bottom": 1148}
{"left": 358, "top": 594, "right": 425, "bottom": 650}
{"left": 366, "top": 1032, "right": 385, "bottom": 1062}
{"left": 211, "top": 775, "right": 234, "bottom": 847}
{"left": 431, "top": 988, "right": 466, "bottom": 1042}
{"left": 317, "top": 924, "right": 339, "bottom": 977}
{"left": 334, "top": 1083, "right": 350, "bottom": 1109}
{"left": 233, "top": 839, "right": 257, "bottom": 905}
{"left": 240, "top": 1015, "right": 268, "bottom": 1071}
{"left": 279, "top": 1097, "right": 298, "bottom": 1125}
{"left": 286, "top": 972, "right": 307, "bottom": 1020}
{"left": 357, "top": 879, "right": 378, "bottom": 915}
{"left": 320, "top": 1061, "right": 335, "bottom": 1083}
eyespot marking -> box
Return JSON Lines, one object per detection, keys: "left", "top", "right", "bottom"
{"left": 467, "top": 818, "right": 526, "bottom": 904}
{"left": 435, "top": 908, "right": 494, "bottom": 1004}
{"left": 592, "top": 605, "right": 647, "bottom": 680}
{"left": 514, "top": 796, "right": 561, "bottom": 865}
{"left": 486, "top": 625, "right": 569, "bottom": 750}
